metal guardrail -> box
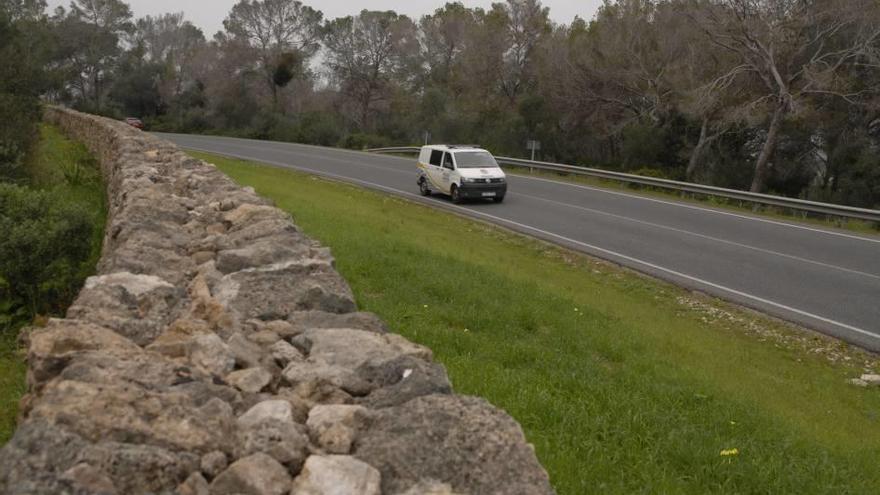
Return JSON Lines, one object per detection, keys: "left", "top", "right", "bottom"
{"left": 367, "top": 146, "right": 880, "bottom": 223}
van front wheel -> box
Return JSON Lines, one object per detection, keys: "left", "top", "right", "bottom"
{"left": 451, "top": 185, "right": 463, "bottom": 204}
{"left": 419, "top": 178, "right": 431, "bottom": 196}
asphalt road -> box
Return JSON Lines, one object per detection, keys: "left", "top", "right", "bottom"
{"left": 159, "top": 133, "right": 880, "bottom": 351}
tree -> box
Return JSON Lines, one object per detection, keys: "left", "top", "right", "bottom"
{"left": 323, "top": 10, "right": 419, "bottom": 131}
{"left": 51, "top": 10, "right": 119, "bottom": 109}
{"left": 1, "top": 0, "right": 46, "bottom": 20}
{"left": 68, "top": 0, "right": 132, "bottom": 32}
{"left": 55, "top": 0, "right": 133, "bottom": 110}
{"left": 696, "top": 0, "right": 880, "bottom": 192}
{"left": 420, "top": 2, "right": 476, "bottom": 89}
{"left": 223, "top": 0, "right": 322, "bottom": 111}
{"left": 497, "top": 0, "right": 551, "bottom": 105}
{"left": 131, "top": 13, "right": 205, "bottom": 111}
{"left": 0, "top": 4, "right": 46, "bottom": 178}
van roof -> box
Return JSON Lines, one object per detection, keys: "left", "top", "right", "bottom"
{"left": 421, "top": 144, "right": 485, "bottom": 151}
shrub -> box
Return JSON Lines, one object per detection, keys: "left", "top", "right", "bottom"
{"left": 0, "top": 184, "right": 95, "bottom": 317}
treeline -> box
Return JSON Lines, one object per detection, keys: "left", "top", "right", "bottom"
{"left": 6, "top": 0, "right": 880, "bottom": 207}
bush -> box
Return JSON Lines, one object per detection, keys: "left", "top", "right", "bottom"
{"left": 0, "top": 184, "right": 96, "bottom": 316}
{"left": 296, "top": 112, "right": 343, "bottom": 147}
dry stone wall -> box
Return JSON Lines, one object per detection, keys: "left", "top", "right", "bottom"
{"left": 0, "top": 107, "right": 554, "bottom": 495}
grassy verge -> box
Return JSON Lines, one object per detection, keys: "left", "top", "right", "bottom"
{"left": 0, "top": 125, "right": 106, "bottom": 445}
{"left": 194, "top": 151, "right": 880, "bottom": 494}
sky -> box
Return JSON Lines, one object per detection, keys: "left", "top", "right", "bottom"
{"left": 46, "top": 1, "right": 604, "bottom": 37}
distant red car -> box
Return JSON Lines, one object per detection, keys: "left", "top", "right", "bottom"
{"left": 124, "top": 117, "right": 144, "bottom": 130}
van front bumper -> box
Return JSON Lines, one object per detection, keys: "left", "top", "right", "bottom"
{"left": 458, "top": 182, "right": 507, "bottom": 199}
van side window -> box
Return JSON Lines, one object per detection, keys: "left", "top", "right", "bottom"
{"left": 443, "top": 153, "right": 455, "bottom": 170}
{"left": 429, "top": 150, "right": 443, "bottom": 166}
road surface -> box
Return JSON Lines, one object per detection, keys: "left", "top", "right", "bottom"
{"left": 159, "top": 133, "right": 880, "bottom": 351}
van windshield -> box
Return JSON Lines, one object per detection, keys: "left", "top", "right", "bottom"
{"left": 454, "top": 152, "right": 499, "bottom": 168}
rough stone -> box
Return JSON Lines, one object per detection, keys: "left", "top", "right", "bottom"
{"left": 28, "top": 380, "right": 235, "bottom": 455}
{"left": 178, "top": 473, "right": 211, "bottom": 495}
{"left": 78, "top": 442, "right": 200, "bottom": 493}
{"left": 304, "top": 327, "right": 433, "bottom": 370}
{"left": 282, "top": 360, "right": 371, "bottom": 397}
{"left": 209, "top": 453, "right": 291, "bottom": 495}
{"left": 861, "top": 373, "right": 880, "bottom": 385}
{"left": 237, "top": 400, "right": 294, "bottom": 429}
{"left": 59, "top": 464, "right": 117, "bottom": 495}
{"left": 287, "top": 311, "right": 389, "bottom": 335}
{"left": 356, "top": 355, "right": 452, "bottom": 409}
{"left": 57, "top": 351, "right": 207, "bottom": 393}
{"left": 306, "top": 405, "right": 367, "bottom": 454}
{"left": 290, "top": 455, "right": 381, "bottom": 495}
{"left": 201, "top": 451, "right": 228, "bottom": 479}
{"left": 192, "top": 250, "right": 216, "bottom": 265}
{"left": 248, "top": 329, "right": 281, "bottom": 346}
{"left": 26, "top": 319, "right": 143, "bottom": 390}
{"left": 0, "top": 421, "right": 91, "bottom": 494}
{"left": 274, "top": 388, "right": 313, "bottom": 423}
{"left": 400, "top": 481, "right": 460, "bottom": 495}
{"left": 228, "top": 332, "right": 264, "bottom": 369}
{"left": 189, "top": 333, "right": 235, "bottom": 376}
{"left": 216, "top": 238, "right": 310, "bottom": 274}
{"left": 269, "top": 339, "right": 304, "bottom": 367}
{"left": 215, "top": 260, "right": 357, "bottom": 319}
{"left": 223, "top": 204, "right": 288, "bottom": 229}
{"left": 236, "top": 419, "right": 309, "bottom": 470}
{"left": 226, "top": 367, "right": 273, "bottom": 394}
{"left": 264, "top": 319, "right": 299, "bottom": 338}
{"left": 146, "top": 318, "right": 212, "bottom": 358}
{"left": 224, "top": 218, "right": 297, "bottom": 247}
{"left": 67, "top": 272, "right": 183, "bottom": 346}
{"left": 354, "top": 395, "right": 554, "bottom": 495}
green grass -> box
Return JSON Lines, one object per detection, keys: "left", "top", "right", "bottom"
{"left": 0, "top": 331, "right": 25, "bottom": 445}
{"left": 0, "top": 125, "right": 106, "bottom": 446}
{"left": 199, "top": 151, "right": 880, "bottom": 493}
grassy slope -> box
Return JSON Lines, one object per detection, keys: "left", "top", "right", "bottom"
{"left": 203, "top": 151, "right": 879, "bottom": 493}
{"left": 0, "top": 125, "right": 106, "bottom": 445}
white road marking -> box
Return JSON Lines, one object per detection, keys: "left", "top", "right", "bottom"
{"left": 510, "top": 174, "right": 880, "bottom": 245}
{"left": 181, "top": 144, "right": 879, "bottom": 344}
{"left": 519, "top": 192, "right": 880, "bottom": 281}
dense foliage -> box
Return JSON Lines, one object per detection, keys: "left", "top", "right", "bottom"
{"left": 0, "top": 122, "right": 104, "bottom": 331}
{"left": 12, "top": 0, "right": 880, "bottom": 207}
{"left": 0, "top": 183, "right": 94, "bottom": 317}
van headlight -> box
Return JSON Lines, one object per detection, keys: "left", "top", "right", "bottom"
{"left": 461, "top": 178, "right": 477, "bottom": 184}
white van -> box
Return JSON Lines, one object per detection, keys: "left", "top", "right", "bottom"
{"left": 416, "top": 145, "right": 508, "bottom": 203}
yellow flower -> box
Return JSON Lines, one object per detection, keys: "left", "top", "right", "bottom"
{"left": 720, "top": 448, "right": 739, "bottom": 457}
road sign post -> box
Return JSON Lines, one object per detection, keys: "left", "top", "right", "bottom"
{"left": 527, "top": 140, "right": 541, "bottom": 171}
